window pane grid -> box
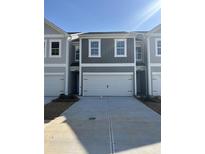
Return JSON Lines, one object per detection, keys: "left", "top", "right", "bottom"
{"left": 116, "top": 40, "right": 125, "bottom": 56}
{"left": 90, "top": 40, "right": 100, "bottom": 56}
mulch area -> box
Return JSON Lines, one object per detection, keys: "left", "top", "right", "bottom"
{"left": 136, "top": 96, "right": 161, "bottom": 115}
{"left": 44, "top": 94, "right": 79, "bottom": 121}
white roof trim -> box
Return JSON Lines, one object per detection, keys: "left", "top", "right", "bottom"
{"left": 44, "top": 18, "right": 69, "bottom": 37}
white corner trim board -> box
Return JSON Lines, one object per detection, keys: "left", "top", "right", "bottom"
{"left": 83, "top": 72, "right": 133, "bottom": 75}
{"left": 65, "top": 39, "right": 69, "bottom": 95}
{"left": 44, "top": 64, "right": 66, "bottom": 67}
{"left": 133, "top": 36, "right": 137, "bottom": 95}
{"left": 81, "top": 63, "right": 135, "bottom": 67}
{"left": 147, "top": 37, "right": 152, "bottom": 95}
{"left": 79, "top": 38, "right": 82, "bottom": 95}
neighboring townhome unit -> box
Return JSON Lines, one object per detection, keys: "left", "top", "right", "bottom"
{"left": 79, "top": 32, "right": 137, "bottom": 96}
{"left": 44, "top": 19, "right": 71, "bottom": 96}
{"left": 147, "top": 25, "right": 161, "bottom": 96}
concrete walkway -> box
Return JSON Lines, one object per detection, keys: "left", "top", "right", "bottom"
{"left": 45, "top": 97, "right": 161, "bottom": 154}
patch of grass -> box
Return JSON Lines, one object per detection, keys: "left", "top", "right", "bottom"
{"left": 44, "top": 94, "right": 79, "bottom": 120}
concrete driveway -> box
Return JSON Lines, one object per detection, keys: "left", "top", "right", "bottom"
{"left": 45, "top": 97, "right": 161, "bottom": 154}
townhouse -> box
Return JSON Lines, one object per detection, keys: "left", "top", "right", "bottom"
{"left": 44, "top": 19, "right": 161, "bottom": 97}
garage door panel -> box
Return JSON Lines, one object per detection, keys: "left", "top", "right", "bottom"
{"left": 44, "top": 75, "right": 65, "bottom": 96}
{"left": 152, "top": 73, "right": 161, "bottom": 96}
{"left": 83, "top": 73, "right": 133, "bottom": 96}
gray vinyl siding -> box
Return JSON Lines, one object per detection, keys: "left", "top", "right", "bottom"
{"left": 149, "top": 36, "right": 161, "bottom": 63}
{"left": 81, "top": 38, "right": 134, "bottom": 63}
{"left": 44, "top": 38, "right": 67, "bottom": 64}
{"left": 82, "top": 66, "right": 134, "bottom": 72}
{"left": 44, "top": 67, "right": 65, "bottom": 73}
{"left": 150, "top": 66, "right": 161, "bottom": 73}
{"left": 44, "top": 24, "right": 61, "bottom": 34}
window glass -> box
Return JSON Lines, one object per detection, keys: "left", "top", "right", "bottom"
{"left": 116, "top": 40, "right": 125, "bottom": 56}
{"left": 51, "top": 42, "right": 59, "bottom": 56}
{"left": 90, "top": 40, "right": 100, "bottom": 57}
{"left": 157, "top": 40, "right": 161, "bottom": 55}
{"left": 75, "top": 45, "right": 79, "bottom": 61}
{"left": 136, "top": 47, "right": 142, "bottom": 60}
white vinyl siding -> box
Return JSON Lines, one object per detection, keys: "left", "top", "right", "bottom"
{"left": 49, "top": 39, "right": 61, "bottom": 57}
{"left": 89, "top": 39, "right": 101, "bottom": 57}
{"left": 155, "top": 39, "right": 161, "bottom": 56}
{"left": 115, "top": 39, "right": 127, "bottom": 57}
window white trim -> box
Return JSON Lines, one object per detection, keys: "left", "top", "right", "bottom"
{"left": 114, "top": 39, "right": 127, "bottom": 57}
{"left": 155, "top": 38, "right": 161, "bottom": 57}
{"left": 44, "top": 40, "right": 47, "bottom": 58}
{"left": 74, "top": 45, "right": 79, "bottom": 62}
{"left": 49, "top": 39, "right": 61, "bottom": 58}
{"left": 81, "top": 63, "right": 135, "bottom": 67}
{"left": 88, "top": 39, "right": 101, "bottom": 57}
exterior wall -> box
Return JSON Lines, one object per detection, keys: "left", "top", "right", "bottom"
{"left": 81, "top": 38, "right": 134, "bottom": 63}
{"left": 82, "top": 66, "right": 134, "bottom": 72}
{"left": 44, "top": 67, "right": 65, "bottom": 73}
{"left": 44, "top": 38, "right": 67, "bottom": 64}
{"left": 44, "top": 21, "right": 71, "bottom": 95}
{"left": 149, "top": 36, "right": 161, "bottom": 63}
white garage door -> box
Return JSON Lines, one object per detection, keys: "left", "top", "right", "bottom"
{"left": 152, "top": 73, "right": 161, "bottom": 96}
{"left": 44, "top": 74, "right": 65, "bottom": 96}
{"left": 83, "top": 73, "right": 133, "bottom": 96}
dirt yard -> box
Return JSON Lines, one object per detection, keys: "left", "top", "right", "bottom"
{"left": 44, "top": 94, "right": 79, "bottom": 121}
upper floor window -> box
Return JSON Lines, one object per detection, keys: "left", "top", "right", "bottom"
{"left": 75, "top": 45, "right": 79, "bottom": 61}
{"left": 89, "top": 39, "right": 101, "bottom": 57}
{"left": 115, "top": 39, "right": 127, "bottom": 57}
{"left": 136, "top": 46, "right": 142, "bottom": 61}
{"left": 155, "top": 39, "right": 161, "bottom": 56}
{"left": 49, "top": 40, "right": 61, "bottom": 57}
{"left": 44, "top": 40, "right": 47, "bottom": 58}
